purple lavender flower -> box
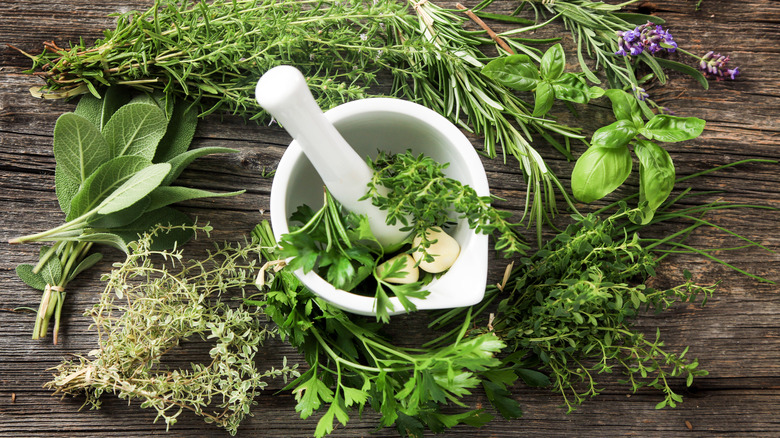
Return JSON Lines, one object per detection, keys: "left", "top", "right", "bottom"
{"left": 632, "top": 85, "right": 649, "bottom": 101}
{"left": 699, "top": 51, "right": 741, "bottom": 80}
{"left": 615, "top": 22, "right": 677, "bottom": 57}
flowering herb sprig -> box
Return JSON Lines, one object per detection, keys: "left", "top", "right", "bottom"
{"left": 698, "top": 51, "right": 740, "bottom": 80}
{"left": 615, "top": 22, "right": 678, "bottom": 56}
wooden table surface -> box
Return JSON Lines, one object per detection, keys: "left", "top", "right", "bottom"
{"left": 1, "top": 1, "right": 778, "bottom": 436}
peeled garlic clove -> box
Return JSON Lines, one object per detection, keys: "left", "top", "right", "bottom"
{"left": 376, "top": 254, "right": 419, "bottom": 284}
{"left": 412, "top": 228, "right": 460, "bottom": 274}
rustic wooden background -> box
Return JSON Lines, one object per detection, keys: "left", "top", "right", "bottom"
{"left": 1, "top": 0, "right": 778, "bottom": 436}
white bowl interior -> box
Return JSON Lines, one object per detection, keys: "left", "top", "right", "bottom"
{"left": 270, "top": 98, "right": 489, "bottom": 316}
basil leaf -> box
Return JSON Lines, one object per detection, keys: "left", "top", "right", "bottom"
{"left": 53, "top": 113, "right": 111, "bottom": 185}
{"left": 146, "top": 186, "right": 245, "bottom": 212}
{"left": 162, "top": 146, "right": 238, "bottom": 186}
{"left": 154, "top": 101, "right": 199, "bottom": 163}
{"left": 571, "top": 145, "right": 633, "bottom": 203}
{"left": 642, "top": 115, "right": 705, "bottom": 143}
{"left": 112, "top": 207, "right": 195, "bottom": 251}
{"left": 540, "top": 43, "right": 565, "bottom": 81}
{"left": 103, "top": 103, "right": 168, "bottom": 160}
{"left": 482, "top": 54, "right": 539, "bottom": 92}
{"left": 532, "top": 81, "right": 555, "bottom": 117}
{"left": 67, "top": 156, "right": 152, "bottom": 220}
{"left": 604, "top": 89, "right": 643, "bottom": 126}
{"left": 96, "top": 163, "right": 171, "bottom": 215}
{"left": 591, "top": 120, "right": 638, "bottom": 149}
{"left": 634, "top": 140, "right": 675, "bottom": 224}
{"left": 552, "top": 73, "right": 591, "bottom": 104}
{"left": 16, "top": 264, "right": 48, "bottom": 291}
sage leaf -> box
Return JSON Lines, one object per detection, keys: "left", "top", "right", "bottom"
{"left": 146, "top": 186, "right": 245, "bottom": 212}
{"left": 53, "top": 113, "right": 111, "bottom": 184}
{"left": 642, "top": 115, "right": 705, "bottom": 143}
{"left": 131, "top": 91, "right": 175, "bottom": 119}
{"left": 72, "top": 232, "right": 130, "bottom": 252}
{"left": 571, "top": 145, "right": 633, "bottom": 203}
{"left": 55, "top": 166, "right": 80, "bottom": 215}
{"left": 66, "top": 252, "right": 103, "bottom": 283}
{"left": 540, "top": 43, "right": 565, "bottom": 81}
{"left": 76, "top": 86, "right": 132, "bottom": 129}
{"left": 112, "top": 207, "right": 195, "bottom": 251}
{"left": 591, "top": 120, "right": 638, "bottom": 149}
{"left": 604, "top": 89, "right": 643, "bottom": 127}
{"left": 162, "top": 147, "right": 238, "bottom": 186}
{"left": 103, "top": 103, "right": 168, "bottom": 160}
{"left": 481, "top": 54, "right": 539, "bottom": 92}
{"left": 154, "top": 101, "right": 198, "bottom": 163}
{"left": 39, "top": 250, "right": 63, "bottom": 285}
{"left": 634, "top": 140, "right": 675, "bottom": 224}
{"left": 533, "top": 81, "right": 554, "bottom": 117}
{"left": 89, "top": 196, "right": 151, "bottom": 228}
{"left": 67, "top": 156, "right": 152, "bottom": 220}
{"left": 16, "top": 264, "right": 47, "bottom": 291}
{"left": 96, "top": 163, "right": 171, "bottom": 215}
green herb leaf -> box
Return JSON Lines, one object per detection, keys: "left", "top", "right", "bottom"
{"left": 632, "top": 140, "right": 676, "bottom": 224}
{"left": 146, "top": 186, "right": 244, "bottom": 211}
{"left": 161, "top": 147, "right": 238, "bottom": 186}
{"left": 88, "top": 196, "right": 151, "bottom": 228}
{"left": 654, "top": 57, "right": 709, "bottom": 90}
{"left": 642, "top": 115, "right": 706, "bottom": 143}
{"left": 591, "top": 120, "right": 638, "bottom": 149}
{"left": 67, "top": 156, "right": 152, "bottom": 220}
{"left": 16, "top": 264, "right": 48, "bottom": 291}
{"left": 604, "top": 89, "right": 643, "bottom": 127}
{"left": 53, "top": 113, "right": 111, "bottom": 184}
{"left": 481, "top": 54, "right": 539, "bottom": 92}
{"left": 74, "top": 86, "right": 131, "bottom": 129}
{"left": 533, "top": 81, "right": 555, "bottom": 117}
{"left": 66, "top": 252, "right": 103, "bottom": 283}
{"left": 55, "top": 166, "right": 81, "bottom": 215}
{"left": 38, "top": 248, "right": 63, "bottom": 285}
{"left": 154, "top": 101, "right": 199, "bottom": 163}
{"left": 552, "top": 73, "right": 594, "bottom": 104}
{"left": 96, "top": 163, "right": 171, "bottom": 215}
{"left": 103, "top": 103, "right": 168, "bottom": 160}
{"left": 540, "top": 43, "right": 565, "bottom": 81}
{"left": 571, "top": 146, "right": 633, "bottom": 203}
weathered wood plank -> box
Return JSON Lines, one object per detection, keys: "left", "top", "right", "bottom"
{"left": 1, "top": 0, "right": 779, "bottom": 437}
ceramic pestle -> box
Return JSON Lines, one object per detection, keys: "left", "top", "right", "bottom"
{"left": 255, "top": 66, "right": 408, "bottom": 248}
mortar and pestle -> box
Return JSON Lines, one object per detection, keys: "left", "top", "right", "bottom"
{"left": 256, "top": 66, "right": 489, "bottom": 317}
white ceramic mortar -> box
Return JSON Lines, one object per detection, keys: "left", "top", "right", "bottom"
{"left": 269, "top": 98, "right": 489, "bottom": 316}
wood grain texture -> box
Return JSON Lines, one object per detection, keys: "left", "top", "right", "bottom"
{"left": 1, "top": 0, "right": 779, "bottom": 437}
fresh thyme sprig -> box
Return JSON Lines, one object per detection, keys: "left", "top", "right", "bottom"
{"left": 46, "top": 224, "right": 298, "bottom": 435}
{"left": 364, "top": 150, "right": 529, "bottom": 257}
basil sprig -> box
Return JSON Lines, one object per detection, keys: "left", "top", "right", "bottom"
{"left": 482, "top": 44, "right": 605, "bottom": 117}
{"left": 12, "top": 88, "right": 242, "bottom": 343}
{"left": 571, "top": 89, "right": 705, "bottom": 224}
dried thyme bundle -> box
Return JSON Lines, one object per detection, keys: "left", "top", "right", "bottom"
{"left": 46, "top": 225, "right": 298, "bottom": 435}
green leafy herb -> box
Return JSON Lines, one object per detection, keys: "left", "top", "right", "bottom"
{"left": 278, "top": 188, "right": 429, "bottom": 322}
{"left": 46, "top": 224, "right": 298, "bottom": 435}
{"left": 571, "top": 89, "right": 704, "bottom": 222}
{"left": 10, "top": 88, "right": 243, "bottom": 343}
{"left": 250, "top": 221, "right": 509, "bottom": 437}
{"left": 364, "top": 150, "right": 529, "bottom": 258}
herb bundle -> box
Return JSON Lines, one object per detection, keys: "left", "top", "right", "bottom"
{"left": 11, "top": 88, "right": 242, "bottom": 342}
{"left": 47, "top": 225, "right": 298, "bottom": 435}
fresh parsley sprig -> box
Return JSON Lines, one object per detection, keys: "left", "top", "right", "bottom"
{"left": 251, "top": 221, "right": 512, "bottom": 437}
